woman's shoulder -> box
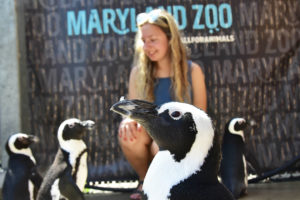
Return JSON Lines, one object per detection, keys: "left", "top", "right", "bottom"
{"left": 128, "top": 66, "right": 140, "bottom": 99}
{"left": 129, "top": 66, "right": 140, "bottom": 79}
{"left": 190, "top": 61, "right": 204, "bottom": 76}
{"left": 130, "top": 65, "right": 139, "bottom": 73}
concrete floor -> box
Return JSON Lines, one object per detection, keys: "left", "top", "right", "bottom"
{"left": 0, "top": 180, "right": 299, "bottom": 199}
{"left": 242, "top": 181, "right": 300, "bottom": 200}
{"left": 84, "top": 181, "right": 300, "bottom": 200}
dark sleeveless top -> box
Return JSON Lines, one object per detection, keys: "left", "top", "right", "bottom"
{"left": 154, "top": 61, "right": 193, "bottom": 106}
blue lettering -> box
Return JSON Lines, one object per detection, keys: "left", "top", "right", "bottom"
{"left": 66, "top": 5, "right": 233, "bottom": 36}
{"left": 145, "top": 7, "right": 154, "bottom": 13}
{"left": 139, "top": 6, "right": 187, "bottom": 30}
{"left": 173, "top": 6, "right": 187, "bottom": 30}
{"left": 103, "top": 9, "right": 125, "bottom": 35}
{"left": 157, "top": 6, "right": 166, "bottom": 11}
{"left": 192, "top": 4, "right": 205, "bottom": 30}
{"left": 219, "top": 3, "right": 233, "bottom": 28}
{"left": 87, "top": 9, "right": 102, "bottom": 34}
{"left": 103, "top": 9, "right": 116, "bottom": 34}
{"left": 205, "top": 4, "right": 219, "bottom": 34}
{"left": 166, "top": 6, "right": 173, "bottom": 13}
{"left": 116, "top": 8, "right": 130, "bottom": 35}
{"left": 130, "top": 8, "right": 137, "bottom": 32}
{"left": 67, "top": 10, "right": 87, "bottom": 36}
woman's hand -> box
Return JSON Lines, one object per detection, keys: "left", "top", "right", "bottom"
{"left": 118, "top": 118, "right": 143, "bottom": 141}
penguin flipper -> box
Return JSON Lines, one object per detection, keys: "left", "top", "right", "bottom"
{"left": 245, "top": 150, "right": 262, "bottom": 175}
{"left": 37, "top": 150, "right": 69, "bottom": 200}
{"left": 59, "top": 166, "right": 85, "bottom": 200}
{"left": 29, "top": 167, "right": 43, "bottom": 188}
{"left": 29, "top": 167, "right": 43, "bottom": 199}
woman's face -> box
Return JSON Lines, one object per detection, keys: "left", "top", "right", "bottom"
{"left": 140, "top": 23, "right": 170, "bottom": 62}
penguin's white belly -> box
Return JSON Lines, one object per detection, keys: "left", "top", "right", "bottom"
{"left": 50, "top": 179, "right": 61, "bottom": 200}
{"left": 243, "top": 155, "right": 248, "bottom": 186}
{"left": 28, "top": 180, "right": 34, "bottom": 200}
{"left": 74, "top": 152, "right": 88, "bottom": 191}
{"left": 143, "top": 151, "right": 197, "bottom": 200}
{"left": 67, "top": 141, "right": 88, "bottom": 191}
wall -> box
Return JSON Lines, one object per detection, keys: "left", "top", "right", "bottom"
{"left": 0, "top": 0, "right": 29, "bottom": 187}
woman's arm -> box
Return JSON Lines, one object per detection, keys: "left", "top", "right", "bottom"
{"left": 128, "top": 66, "right": 139, "bottom": 99}
{"left": 191, "top": 62, "right": 207, "bottom": 112}
{"left": 118, "top": 66, "right": 142, "bottom": 140}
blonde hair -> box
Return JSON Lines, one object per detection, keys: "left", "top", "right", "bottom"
{"left": 133, "top": 9, "right": 190, "bottom": 103}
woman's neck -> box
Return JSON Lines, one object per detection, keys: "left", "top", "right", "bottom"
{"left": 155, "top": 57, "right": 172, "bottom": 78}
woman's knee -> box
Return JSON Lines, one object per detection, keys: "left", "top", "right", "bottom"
{"left": 150, "top": 141, "right": 159, "bottom": 156}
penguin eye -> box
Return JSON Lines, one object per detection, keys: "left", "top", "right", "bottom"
{"left": 68, "top": 123, "right": 75, "bottom": 129}
{"left": 170, "top": 111, "right": 182, "bottom": 119}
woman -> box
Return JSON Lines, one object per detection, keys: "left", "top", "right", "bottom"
{"left": 118, "top": 9, "right": 207, "bottom": 200}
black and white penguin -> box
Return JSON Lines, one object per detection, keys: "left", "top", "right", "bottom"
{"left": 111, "top": 99, "right": 235, "bottom": 200}
{"left": 2, "top": 133, "right": 42, "bottom": 200}
{"left": 220, "top": 118, "right": 248, "bottom": 198}
{"left": 36, "top": 118, "right": 95, "bottom": 200}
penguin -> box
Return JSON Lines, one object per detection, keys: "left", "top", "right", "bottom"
{"left": 2, "top": 133, "right": 43, "bottom": 200}
{"left": 220, "top": 118, "right": 248, "bottom": 198}
{"left": 111, "top": 99, "right": 235, "bottom": 200}
{"left": 36, "top": 118, "right": 95, "bottom": 200}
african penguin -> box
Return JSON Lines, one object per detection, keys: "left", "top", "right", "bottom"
{"left": 36, "top": 118, "right": 95, "bottom": 200}
{"left": 2, "top": 133, "right": 42, "bottom": 200}
{"left": 220, "top": 118, "right": 248, "bottom": 198}
{"left": 111, "top": 99, "right": 235, "bottom": 200}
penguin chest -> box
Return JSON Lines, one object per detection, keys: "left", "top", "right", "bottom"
{"left": 143, "top": 151, "right": 197, "bottom": 200}
{"left": 242, "top": 155, "right": 248, "bottom": 186}
{"left": 73, "top": 152, "right": 88, "bottom": 191}
{"left": 28, "top": 180, "right": 34, "bottom": 200}
{"left": 72, "top": 151, "right": 88, "bottom": 191}
{"left": 50, "top": 151, "right": 88, "bottom": 199}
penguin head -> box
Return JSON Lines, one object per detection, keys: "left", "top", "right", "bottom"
{"left": 111, "top": 99, "right": 214, "bottom": 162}
{"left": 5, "top": 133, "right": 38, "bottom": 158}
{"left": 57, "top": 118, "right": 95, "bottom": 148}
{"left": 226, "top": 118, "right": 247, "bottom": 139}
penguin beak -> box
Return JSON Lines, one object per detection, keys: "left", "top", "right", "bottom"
{"left": 110, "top": 99, "right": 158, "bottom": 120}
{"left": 21, "top": 135, "right": 39, "bottom": 146}
{"left": 81, "top": 120, "right": 95, "bottom": 130}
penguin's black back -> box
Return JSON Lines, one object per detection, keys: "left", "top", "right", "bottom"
{"left": 221, "top": 130, "right": 246, "bottom": 197}
{"left": 2, "top": 154, "right": 42, "bottom": 200}
{"left": 221, "top": 132, "right": 245, "bottom": 174}
{"left": 37, "top": 148, "right": 68, "bottom": 200}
